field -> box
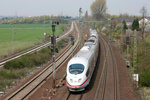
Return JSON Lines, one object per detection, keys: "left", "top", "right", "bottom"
{"left": 0, "top": 24, "right": 67, "bottom": 57}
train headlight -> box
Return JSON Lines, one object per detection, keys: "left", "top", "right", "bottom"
{"left": 78, "top": 78, "right": 82, "bottom": 83}
{"left": 70, "top": 79, "right": 73, "bottom": 83}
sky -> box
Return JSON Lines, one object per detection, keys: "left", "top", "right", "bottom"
{"left": 0, "top": 0, "right": 150, "bottom": 17}
{"left": 107, "top": 0, "right": 150, "bottom": 16}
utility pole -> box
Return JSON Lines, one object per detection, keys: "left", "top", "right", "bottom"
{"left": 11, "top": 24, "right": 14, "bottom": 54}
{"left": 79, "top": 8, "right": 82, "bottom": 20}
{"left": 132, "top": 30, "right": 139, "bottom": 88}
{"left": 79, "top": 8, "right": 83, "bottom": 47}
{"left": 51, "top": 24, "right": 56, "bottom": 89}
{"left": 110, "top": 18, "right": 113, "bottom": 41}
{"left": 120, "top": 28, "right": 123, "bottom": 53}
{"left": 133, "top": 30, "right": 137, "bottom": 71}
{"left": 126, "top": 35, "right": 130, "bottom": 59}
{"left": 108, "top": 19, "right": 111, "bottom": 40}
{"left": 43, "top": 16, "right": 46, "bottom": 42}
{"left": 140, "top": 6, "right": 147, "bottom": 39}
{"left": 43, "top": 16, "right": 45, "bottom": 32}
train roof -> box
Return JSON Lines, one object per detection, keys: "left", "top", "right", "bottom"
{"left": 90, "top": 29, "right": 98, "bottom": 37}
{"left": 67, "top": 29, "right": 98, "bottom": 67}
{"left": 67, "top": 57, "right": 88, "bottom": 67}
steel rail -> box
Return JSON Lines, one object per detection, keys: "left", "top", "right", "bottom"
{"left": 101, "top": 34, "right": 119, "bottom": 100}
{"left": 65, "top": 92, "right": 71, "bottom": 100}
{"left": 94, "top": 35, "right": 108, "bottom": 100}
{"left": 5, "top": 22, "right": 79, "bottom": 100}
{"left": 94, "top": 33, "right": 119, "bottom": 100}
{"left": 65, "top": 93, "right": 83, "bottom": 100}
{"left": 94, "top": 34, "right": 109, "bottom": 100}
{"left": 108, "top": 41, "right": 120, "bottom": 100}
{"left": 0, "top": 22, "right": 74, "bottom": 67}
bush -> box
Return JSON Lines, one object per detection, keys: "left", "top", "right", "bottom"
{"left": 136, "top": 38, "right": 150, "bottom": 87}
{"left": 4, "top": 48, "right": 52, "bottom": 69}
{"left": 4, "top": 59, "right": 24, "bottom": 69}
{"left": 139, "top": 69, "right": 150, "bottom": 87}
{"left": 1, "top": 38, "right": 69, "bottom": 92}
{"left": 0, "top": 80, "right": 12, "bottom": 91}
{"left": 4, "top": 38, "right": 68, "bottom": 70}
{"left": 0, "top": 69, "right": 26, "bottom": 90}
{"left": 0, "top": 70, "right": 18, "bottom": 79}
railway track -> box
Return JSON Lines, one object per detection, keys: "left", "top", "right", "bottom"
{"left": 43, "top": 31, "right": 120, "bottom": 100}
{"left": 93, "top": 33, "right": 109, "bottom": 100}
{"left": 94, "top": 34, "right": 120, "bottom": 100}
{"left": 63, "top": 33, "right": 118, "bottom": 100}
{"left": 0, "top": 22, "right": 74, "bottom": 67}
{"left": 4, "top": 22, "right": 80, "bottom": 100}
{"left": 33, "top": 26, "right": 132, "bottom": 100}
{"left": 65, "top": 92, "right": 83, "bottom": 100}
{"left": 37, "top": 31, "right": 120, "bottom": 100}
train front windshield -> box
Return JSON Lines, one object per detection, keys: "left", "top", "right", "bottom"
{"left": 69, "top": 64, "right": 84, "bottom": 75}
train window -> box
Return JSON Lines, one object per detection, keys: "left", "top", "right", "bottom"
{"left": 87, "top": 39, "right": 95, "bottom": 43}
{"left": 91, "top": 36, "right": 96, "bottom": 38}
{"left": 69, "top": 64, "right": 84, "bottom": 75}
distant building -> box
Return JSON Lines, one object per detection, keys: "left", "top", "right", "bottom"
{"left": 113, "top": 17, "right": 135, "bottom": 22}
{"left": 139, "top": 18, "right": 150, "bottom": 25}
{"left": 139, "top": 17, "right": 150, "bottom": 32}
{"left": 112, "top": 17, "right": 136, "bottom": 27}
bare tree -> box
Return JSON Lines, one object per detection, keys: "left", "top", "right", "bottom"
{"left": 140, "top": 6, "right": 147, "bottom": 39}
{"left": 91, "top": 0, "right": 106, "bottom": 20}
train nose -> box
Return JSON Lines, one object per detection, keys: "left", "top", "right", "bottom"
{"left": 70, "top": 79, "right": 73, "bottom": 83}
{"left": 73, "top": 78, "right": 82, "bottom": 83}
{"left": 67, "top": 76, "right": 83, "bottom": 84}
{"left": 78, "top": 78, "right": 82, "bottom": 83}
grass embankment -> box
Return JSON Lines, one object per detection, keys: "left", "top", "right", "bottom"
{"left": 135, "top": 36, "right": 150, "bottom": 100}
{"left": 0, "top": 38, "right": 69, "bottom": 91}
{"left": 0, "top": 24, "right": 67, "bottom": 57}
{"left": 143, "top": 87, "right": 150, "bottom": 100}
{"left": 136, "top": 37, "right": 150, "bottom": 87}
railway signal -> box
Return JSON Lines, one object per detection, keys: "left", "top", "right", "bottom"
{"left": 70, "top": 36, "right": 74, "bottom": 57}
{"left": 56, "top": 21, "right": 59, "bottom": 25}
{"left": 126, "top": 36, "right": 130, "bottom": 59}
{"left": 52, "top": 21, "right": 59, "bottom": 25}
{"left": 51, "top": 36, "right": 56, "bottom": 45}
{"left": 70, "top": 36, "right": 74, "bottom": 45}
{"left": 126, "top": 36, "right": 130, "bottom": 45}
{"left": 51, "top": 23, "right": 56, "bottom": 89}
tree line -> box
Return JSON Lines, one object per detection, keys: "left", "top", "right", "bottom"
{"left": 0, "top": 15, "right": 72, "bottom": 24}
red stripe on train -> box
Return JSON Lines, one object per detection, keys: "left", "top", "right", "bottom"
{"left": 66, "top": 77, "right": 89, "bottom": 87}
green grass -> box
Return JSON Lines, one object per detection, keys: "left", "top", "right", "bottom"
{"left": 145, "top": 36, "right": 150, "bottom": 43}
{"left": 0, "top": 41, "right": 34, "bottom": 55}
{"left": 0, "top": 69, "right": 27, "bottom": 91}
{"left": 1, "top": 38, "right": 69, "bottom": 91}
{"left": 143, "top": 87, "right": 150, "bottom": 100}
{"left": 0, "top": 24, "right": 67, "bottom": 56}
{"left": 135, "top": 37, "right": 150, "bottom": 87}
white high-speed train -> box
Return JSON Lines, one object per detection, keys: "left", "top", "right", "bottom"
{"left": 66, "top": 29, "right": 99, "bottom": 91}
